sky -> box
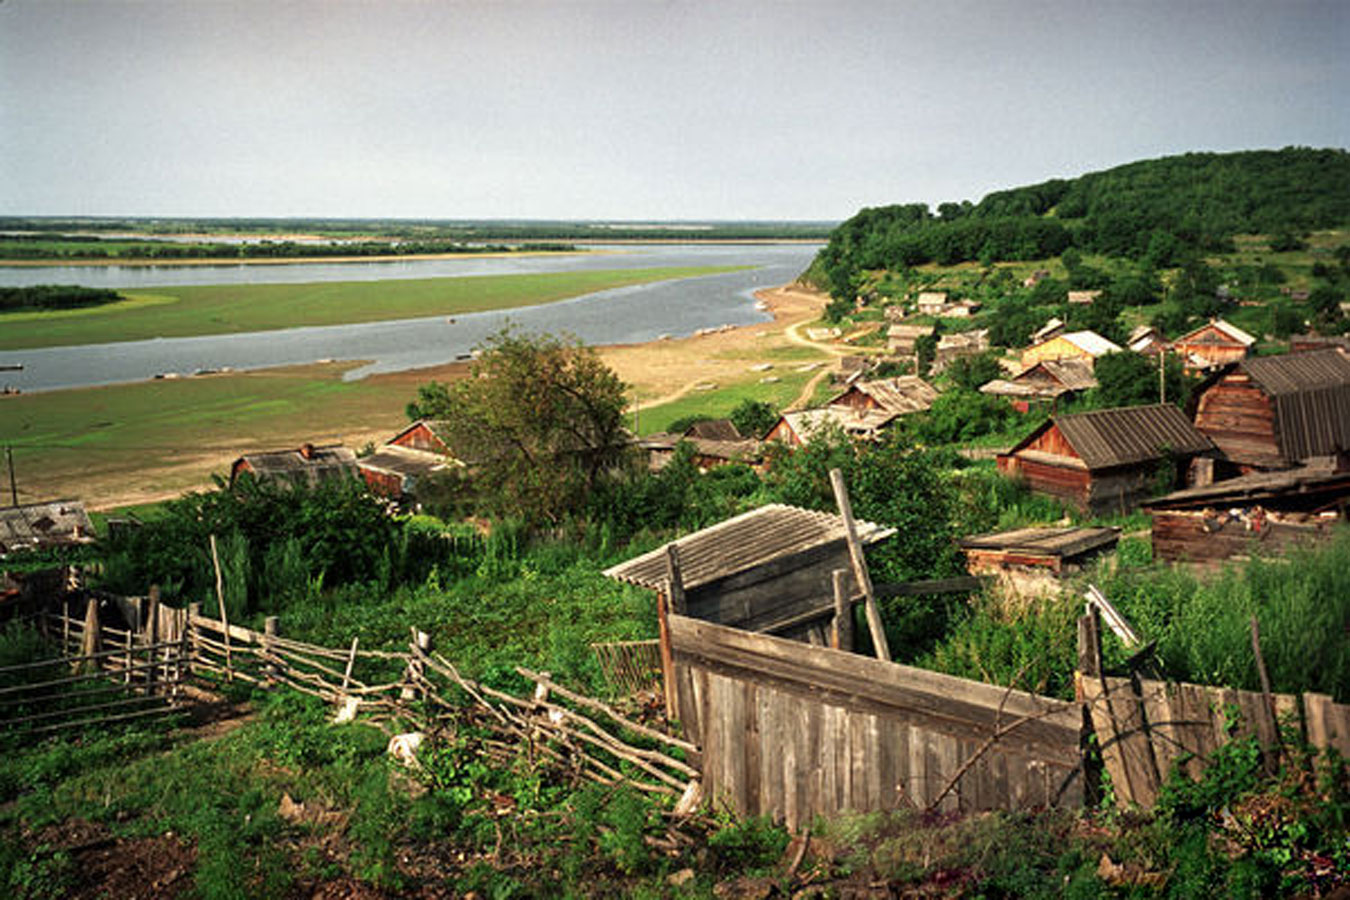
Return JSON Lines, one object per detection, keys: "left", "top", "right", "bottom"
{"left": 1, "top": 0, "right": 1347, "bottom": 222}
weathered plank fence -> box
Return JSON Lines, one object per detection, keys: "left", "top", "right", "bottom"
{"left": 668, "top": 614, "right": 1085, "bottom": 830}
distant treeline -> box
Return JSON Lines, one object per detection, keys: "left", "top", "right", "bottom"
{"left": 816, "top": 147, "right": 1350, "bottom": 299}
{"left": 0, "top": 285, "right": 123, "bottom": 312}
{"left": 0, "top": 218, "right": 835, "bottom": 243}
{"left": 0, "top": 236, "right": 577, "bottom": 261}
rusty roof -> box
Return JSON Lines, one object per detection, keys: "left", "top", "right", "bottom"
{"left": 1013, "top": 404, "right": 1214, "bottom": 470}
{"left": 0, "top": 500, "right": 94, "bottom": 555}
{"left": 232, "top": 445, "right": 359, "bottom": 488}
{"left": 603, "top": 503, "right": 895, "bottom": 591}
{"left": 959, "top": 526, "right": 1120, "bottom": 559}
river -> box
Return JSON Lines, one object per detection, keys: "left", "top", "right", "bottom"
{"left": 0, "top": 243, "right": 819, "bottom": 393}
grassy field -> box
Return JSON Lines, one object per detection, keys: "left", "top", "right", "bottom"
{"left": 0, "top": 265, "right": 745, "bottom": 350}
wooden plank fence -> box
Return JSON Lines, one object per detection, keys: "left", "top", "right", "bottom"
{"left": 668, "top": 614, "right": 1085, "bottom": 831}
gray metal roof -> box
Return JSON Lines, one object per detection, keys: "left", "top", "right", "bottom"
{"left": 357, "top": 445, "right": 454, "bottom": 480}
{"left": 233, "top": 445, "right": 359, "bottom": 488}
{"left": 603, "top": 503, "right": 895, "bottom": 591}
{"left": 1237, "top": 350, "right": 1350, "bottom": 462}
{"left": 1051, "top": 404, "right": 1214, "bottom": 470}
{"left": 0, "top": 500, "right": 94, "bottom": 555}
{"left": 1142, "top": 455, "right": 1350, "bottom": 509}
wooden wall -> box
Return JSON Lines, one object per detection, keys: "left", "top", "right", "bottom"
{"left": 1150, "top": 510, "right": 1340, "bottom": 563}
{"left": 669, "top": 615, "right": 1084, "bottom": 830}
{"left": 1193, "top": 374, "right": 1282, "bottom": 466}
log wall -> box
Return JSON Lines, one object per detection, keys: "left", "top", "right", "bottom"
{"left": 1193, "top": 374, "right": 1282, "bottom": 466}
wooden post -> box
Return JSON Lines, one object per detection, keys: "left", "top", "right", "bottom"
{"left": 664, "top": 544, "right": 688, "bottom": 616}
{"left": 187, "top": 602, "right": 201, "bottom": 680}
{"left": 403, "top": 629, "right": 431, "bottom": 701}
{"left": 831, "top": 568, "right": 853, "bottom": 652}
{"left": 1250, "top": 615, "right": 1285, "bottom": 766}
{"left": 658, "top": 543, "right": 686, "bottom": 718}
{"left": 1075, "top": 610, "right": 1102, "bottom": 700}
{"left": 263, "top": 616, "right": 279, "bottom": 685}
{"left": 146, "top": 585, "right": 160, "bottom": 694}
{"left": 79, "top": 596, "right": 100, "bottom": 670}
{"left": 829, "top": 468, "right": 890, "bottom": 662}
{"left": 209, "top": 534, "right": 233, "bottom": 682}
{"left": 340, "top": 636, "right": 359, "bottom": 694}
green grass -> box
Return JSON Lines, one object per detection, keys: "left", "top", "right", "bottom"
{"left": 635, "top": 372, "right": 814, "bottom": 435}
{"left": 0, "top": 265, "right": 747, "bottom": 350}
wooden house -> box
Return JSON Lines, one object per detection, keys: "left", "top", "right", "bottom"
{"left": 933, "top": 329, "right": 990, "bottom": 372}
{"left": 385, "top": 419, "right": 455, "bottom": 455}
{"left": 356, "top": 419, "right": 463, "bottom": 501}
{"left": 1171, "top": 319, "right": 1255, "bottom": 371}
{"left": 766, "top": 407, "right": 897, "bottom": 446}
{"left": 997, "top": 404, "right": 1214, "bottom": 514}
{"left": 960, "top": 526, "right": 1120, "bottom": 594}
{"left": 1141, "top": 455, "right": 1350, "bottom": 564}
{"left": 0, "top": 500, "right": 94, "bottom": 557}
{"left": 1127, "top": 325, "right": 1167, "bottom": 357}
{"left": 827, "top": 375, "right": 938, "bottom": 416}
{"left": 886, "top": 323, "right": 934, "bottom": 355}
{"left": 230, "top": 444, "right": 359, "bottom": 489}
{"left": 1067, "top": 290, "right": 1101, "bottom": 306}
{"left": 1031, "top": 317, "right": 1065, "bottom": 345}
{"left": 1020, "top": 330, "right": 1121, "bottom": 370}
{"left": 980, "top": 358, "right": 1097, "bottom": 410}
{"left": 1290, "top": 334, "right": 1350, "bottom": 354}
{"left": 1190, "top": 348, "right": 1350, "bottom": 471}
{"left": 603, "top": 503, "right": 894, "bottom": 646}
{"left": 915, "top": 291, "right": 948, "bottom": 316}
{"left": 638, "top": 419, "right": 764, "bottom": 472}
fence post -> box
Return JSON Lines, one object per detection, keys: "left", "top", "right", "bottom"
{"left": 403, "top": 629, "right": 431, "bottom": 701}
{"left": 187, "top": 602, "right": 201, "bottom": 679}
{"left": 79, "top": 596, "right": 100, "bottom": 670}
{"left": 831, "top": 568, "right": 853, "bottom": 652}
{"left": 147, "top": 585, "right": 160, "bottom": 695}
{"left": 263, "top": 616, "right": 279, "bottom": 686}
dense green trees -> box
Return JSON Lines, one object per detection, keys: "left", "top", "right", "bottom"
{"left": 0, "top": 285, "right": 123, "bottom": 312}
{"left": 407, "top": 328, "right": 630, "bottom": 526}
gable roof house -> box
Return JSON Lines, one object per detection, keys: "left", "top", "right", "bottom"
{"left": 638, "top": 419, "right": 764, "bottom": 472}
{"left": 1127, "top": 325, "right": 1167, "bottom": 357}
{"left": 915, "top": 291, "right": 949, "bottom": 316}
{"left": 0, "top": 500, "right": 94, "bottom": 557}
{"left": 1189, "top": 348, "right": 1350, "bottom": 472}
{"left": 1031, "top": 317, "right": 1066, "bottom": 345}
{"left": 933, "top": 329, "right": 991, "bottom": 373}
{"left": 765, "top": 406, "right": 899, "bottom": 447}
{"left": 230, "top": 444, "right": 359, "bottom": 490}
{"left": 1020, "top": 330, "right": 1122, "bottom": 370}
{"left": 886, "top": 323, "right": 935, "bottom": 355}
{"left": 980, "top": 358, "right": 1098, "bottom": 410}
{"left": 827, "top": 375, "right": 939, "bottom": 416}
{"left": 997, "top": 404, "right": 1215, "bottom": 514}
{"left": 1171, "top": 319, "right": 1256, "bottom": 371}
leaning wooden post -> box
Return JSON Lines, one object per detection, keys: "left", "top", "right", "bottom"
{"left": 831, "top": 568, "right": 853, "bottom": 652}
{"left": 402, "top": 629, "right": 431, "bottom": 702}
{"left": 658, "top": 543, "right": 687, "bottom": 719}
{"left": 340, "top": 636, "right": 360, "bottom": 695}
{"left": 209, "top": 534, "right": 233, "bottom": 682}
{"left": 1250, "top": 615, "right": 1286, "bottom": 767}
{"left": 829, "top": 468, "right": 890, "bottom": 662}
{"left": 187, "top": 602, "right": 201, "bottom": 680}
{"left": 1075, "top": 610, "right": 1103, "bottom": 698}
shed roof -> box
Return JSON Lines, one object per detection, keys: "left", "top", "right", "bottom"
{"left": 684, "top": 418, "right": 743, "bottom": 442}
{"left": 1059, "top": 330, "right": 1123, "bottom": 357}
{"left": 1141, "top": 455, "right": 1350, "bottom": 510}
{"left": 603, "top": 503, "right": 895, "bottom": 592}
{"left": 1031, "top": 317, "right": 1065, "bottom": 344}
{"left": 1176, "top": 319, "right": 1257, "bottom": 347}
{"left": 232, "top": 444, "right": 359, "bottom": 487}
{"left": 0, "top": 500, "right": 94, "bottom": 555}
{"left": 776, "top": 406, "right": 898, "bottom": 443}
{"left": 1011, "top": 404, "right": 1213, "bottom": 470}
{"left": 1026, "top": 358, "right": 1098, "bottom": 391}
{"left": 887, "top": 323, "right": 936, "bottom": 339}
{"left": 959, "top": 526, "right": 1121, "bottom": 559}
{"left": 831, "top": 376, "right": 939, "bottom": 415}
{"left": 357, "top": 445, "right": 455, "bottom": 481}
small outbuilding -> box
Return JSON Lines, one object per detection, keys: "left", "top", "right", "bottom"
{"left": 1171, "top": 319, "right": 1256, "bottom": 371}
{"left": 230, "top": 444, "right": 359, "bottom": 489}
{"left": 981, "top": 358, "right": 1097, "bottom": 410}
{"left": 959, "top": 526, "right": 1121, "bottom": 594}
{"left": 1190, "top": 348, "right": 1350, "bottom": 472}
{"left": 1141, "top": 455, "right": 1350, "bottom": 564}
{"left": 997, "top": 404, "right": 1214, "bottom": 514}
{"left": 766, "top": 407, "right": 898, "bottom": 446}
{"left": 827, "top": 375, "right": 939, "bottom": 416}
{"left": 0, "top": 500, "right": 94, "bottom": 557}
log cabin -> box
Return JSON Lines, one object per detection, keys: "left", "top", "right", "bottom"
{"left": 1171, "top": 319, "right": 1255, "bottom": 371}
{"left": 1189, "top": 348, "right": 1350, "bottom": 472}
{"left": 997, "top": 404, "right": 1214, "bottom": 514}
{"left": 826, "top": 375, "right": 939, "bottom": 416}
{"left": 230, "top": 444, "right": 358, "bottom": 489}
{"left": 357, "top": 420, "right": 459, "bottom": 501}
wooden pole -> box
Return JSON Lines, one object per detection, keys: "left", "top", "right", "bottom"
{"left": 340, "top": 636, "right": 359, "bottom": 694}
{"left": 209, "top": 534, "right": 233, "bottom": 682}
{"left": 79, "top": 596, "right": 100, "bottom": 670}
{"left": 5, "top": 446, "right": 16, "bottom": 507}
{"left": 147, "top": 585, "right": 160, "bottom": 694}
{"left": 829, "top": 468, "right": 890, "bottom": 662}
{"left": 1250, "top": 615, "right": 1285, "bottom": 766}
{"left": 263, "top": 616, "right": 279, "bottom": 685}
{"left": 658, "top": 543, "right": 687, "bottom": 718}
{"left": 831, "top": 568, "right": 853, "bottom": 652}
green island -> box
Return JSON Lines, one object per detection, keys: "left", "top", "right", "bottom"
{"left": 0, "top": 265, "right": 747, "bottom": 350}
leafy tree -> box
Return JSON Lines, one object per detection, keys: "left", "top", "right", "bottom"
{"left": 945, "top": 352, "right": 1004, "bottom": 392}
{"left": 729, "top": 399, "right": 779, "bottom": 439}
{"left": 407, "top": 328, "right": 630, "bottom": 525}
{"left": 1090, "top": 351, "right": 1190, "bottom": 409}
{"left": 910, "top": 390, "right": 1016, "bottom": 444}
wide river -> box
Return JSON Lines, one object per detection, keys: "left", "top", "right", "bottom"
{"left": 0, "top": 243, "right": 819, "bottom": 393}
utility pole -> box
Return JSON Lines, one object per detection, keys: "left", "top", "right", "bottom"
{"left": 1159, "top": 349, "right": 1166, "bottom": 405}
{"left": 6, "top": 446, "right": 16, "bottom": 507}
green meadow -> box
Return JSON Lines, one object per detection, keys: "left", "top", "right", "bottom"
{"left": 0, "top": 265, "right": 745, "bottom": 350}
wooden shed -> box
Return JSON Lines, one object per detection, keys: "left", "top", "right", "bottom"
{"left": 959, "top": 526, "right": 1120, "bottom": 594}
{"left": 1019, "top": 330, "right": 1121, "bottom": 370}
{"left": 886, "top": 323, "right": 935, "bottom": 355}
{"left": 981, "top": 358, "right": 1097, "bottom": 411}
{"left": 827, "top": 375, "right": 938, "bottom": 416}
{"left": 230, "top": 444, "right": 359, "bottom": 489}
{"left": 386, "top": 419, "right": 456, "bottom": 455}
{"left": 638, "top": 420, "right": 764, "bottom": 472}
{"left": 765, "top": 407, "right": 898, "bottom": 446}
{"left": 1141, "top": 455, "right": 1350, "bottom": 564}
{"left": 1171, "top": 319, "right": 1255, "bottom": 371}
{"left": 1190, "top": 348, "right": 1350, "bottom": 471}
{"left": 604, "top": 503, "right": 894, "bottom": 646}
{"left": 997, "top": 405, "right": 1214, "bottom": 514}
{"left": 0, "top": 500, "right": 94, "bottom": 556}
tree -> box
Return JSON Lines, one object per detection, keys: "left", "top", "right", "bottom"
{"left": 1090, "top": 351, "right": 1191, "bottom": 409}
{"left": 408, "top": 328, "right": 630, "bottom": 525}
{"left": 945, "top": 352, "right": 1004, "bottom": 392}
{"left": 729, "top": 399, "right": 779, "bottom": 439}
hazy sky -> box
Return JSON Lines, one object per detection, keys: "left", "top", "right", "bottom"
{"left": 2, "top": 0, "right": 1346, "bottom": 221}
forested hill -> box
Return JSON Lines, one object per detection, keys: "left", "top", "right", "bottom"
{"left": 816, "top": 147, "right": 1350, "bottom": 298}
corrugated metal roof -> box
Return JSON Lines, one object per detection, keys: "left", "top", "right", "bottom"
{"left": 1053, "top": 405, "right": 1214, "bottom": 470}
{"left": 1060, "top": 330, "right": 1123, "bottom": 357}
{"left": 1241, "top": 350, "right": 1350, "bottom": 462}
{"left": 0, "top": 500, "right": 93, "bottom": 555}
{"left": 603, "top": 503, "right": 895, "bottom": 591}
{"left": 959, "top": 526, "right": 1120, "bottom": 558}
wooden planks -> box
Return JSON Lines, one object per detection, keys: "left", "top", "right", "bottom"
{"left": 670, "top": 614, "right": 1083, "bottom": 828}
